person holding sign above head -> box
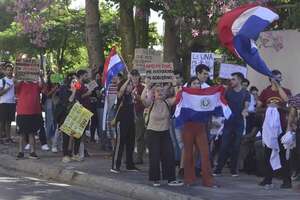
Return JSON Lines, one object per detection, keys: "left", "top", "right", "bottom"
{"left": 15, "top": 71, "right": 45, "bottom": 160}
{"left": 141, "top": 77, "right": 183, "bottom": 187}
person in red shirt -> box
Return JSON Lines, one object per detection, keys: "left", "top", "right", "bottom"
{"left": 131, "top": 69, "right": 146, "bottom": 164}
{"left": 258, "top": 70, "right": 292, "bottom": 189}
{"left": 16, "top": 78, "right": 44, "bottom": 160}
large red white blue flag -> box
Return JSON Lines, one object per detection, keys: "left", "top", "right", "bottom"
{"left": 175, "top": 86, "right": 232, "bottom": 128}
{"left": 217, "top": 4, "right": 279, "bottom": 77}
{"left": 102, "top": 47, "right": 125, "bottom": 89}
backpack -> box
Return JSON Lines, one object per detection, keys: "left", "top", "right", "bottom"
{"left": 144, "top": 100, "right": 170, "bottom": 127}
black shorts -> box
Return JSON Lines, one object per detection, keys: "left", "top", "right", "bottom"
{"left": 16, "top": 114, "right": 43, "bottom": 135}
{"left": 0, "top": 103, "right": 16, "bottom": 122}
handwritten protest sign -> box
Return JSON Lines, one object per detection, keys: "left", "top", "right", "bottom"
{"left": 145, "top": 63, "right": 174, "bottom": 83}
{"left": 219, "top": 63, "right": 247, "bottom": 79}
{"left": 190, "top": 53, "right": 215, "bottom": 77}
{"left": 86, "top": 80, "right": 98, "bottom": 91}
{"left": 60, "top": 102, "right": 93, "bottom": 139}
{"left": 15, "top": 58, "right": 40, "bottom": 81}
{"left": 50, "top": 74, "right": 64, "bottom": 84}
{"left": 133, "top": 48, "right": 162, "bottom": 75}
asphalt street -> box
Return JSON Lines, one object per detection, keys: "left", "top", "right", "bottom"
{"left": 0, "top": 172, "right": 133, "bottom": 200}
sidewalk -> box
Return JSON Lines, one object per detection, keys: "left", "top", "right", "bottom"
{"left": 0, "top": 141, "right": 299, "bottom": 200}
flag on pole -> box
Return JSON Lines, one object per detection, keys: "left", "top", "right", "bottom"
{"left": 102, "top": 47, "right": 125, "bottom": 89}
{"left": 175, "top": 86, "right": 232, "bottom": 128}
{"left": 217, "top": 4, "right": 279, "bottom": 77}
{"left": 102, "top": 47, "right": 125, "bottom": 131}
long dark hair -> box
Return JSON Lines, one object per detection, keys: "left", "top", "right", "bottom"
{"left": 187, "top": 76, "right": 199, "bottom": 87}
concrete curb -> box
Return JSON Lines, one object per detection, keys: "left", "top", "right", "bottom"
{"left": 0, "top": 154, "right": 201, "bottom": 200}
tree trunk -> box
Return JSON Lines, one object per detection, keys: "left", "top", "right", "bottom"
{"left": 85, "top": 0, "right": 104, "bottom": 73}
{"left": 135, "top": 1, "right": 149, "bottom": 48}
{"left": 163, "top": 15, "right": 180, "bottom": 71}
{"left": 119, "top": 0, "right": 135, "bottom": 70}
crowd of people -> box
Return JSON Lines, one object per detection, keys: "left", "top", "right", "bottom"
{"left": 0, "top": 61, "right": 299, "bottom": 189}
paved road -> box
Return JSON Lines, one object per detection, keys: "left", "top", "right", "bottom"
{"left": 0, "top": 172, "right": 133, "bottom": 200}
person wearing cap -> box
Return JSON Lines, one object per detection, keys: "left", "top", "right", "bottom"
{"left": 257, "top": 70, "right": 292, "bottom": 189}
{"left": 131, "top": 69, "right": 146, "bottom": 164}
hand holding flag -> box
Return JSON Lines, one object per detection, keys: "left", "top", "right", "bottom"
{"left": 102, "top": 47, "right": 126, "bottom": 90}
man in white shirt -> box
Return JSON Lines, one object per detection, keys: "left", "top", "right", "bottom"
{"left": 0, "top": 63, "right": 16, "bottom": 143}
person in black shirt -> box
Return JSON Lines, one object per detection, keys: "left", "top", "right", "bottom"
{"left": 111, "top": 75, "right": 139, "bottom": 173}
{"left": 90, "top": 74, "right": 106, "bottom": 147}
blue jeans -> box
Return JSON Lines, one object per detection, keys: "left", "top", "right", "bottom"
{"left": 45, "top": 99, "right": 56, "bottom": 138}
{"left": 96, "top": 108, "right": 104, "bottom": 139}
{"left": 215, "top": 119, "right": 244, "bottom": 173}
{"left": 170, "top": 118, "right": 181, "bottom": 162}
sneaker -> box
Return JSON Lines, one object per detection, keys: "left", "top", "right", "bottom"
{"left": 264, "top": 184, "right": 274, "bottom": 190}
{"left": 231, "top": 173, "right": 239, "bottom": 177}
{"left": 41, "top": 144, "right": 50, "bottom": 151}
{"left": 24, "top": 144, "right": 31, "bottom": 150}
{"left": 152, "top": 181, "right": 161, "bottom": 187}
{"left": 280, "top": 182, "right": 292, "bottom": 189}
{"left": 51, "top": 147, "right": 58, "bottom": 153}
{"left": 16, "top": 152, "right": 25, "bottom": 160}
{"left": 292, "top": 172, "right": 300, "bottom": 181}
{"left": 168, "top": 180, "right": 184, "bottom": 187}
{"left": 110, "top": 168, "right": 120, "bottom": 174}
{"left": 259, "top": 179, "right": 272, "bottom": 186}
{"left": 62, "top": 156, "right": 71, "bottom": 163}
{"left": 72, "top": 155, "right": 83, "bottom": 162}
{"left": 29, "top": 152, "right": 39, "bottom": 159}
{"left": 126, "top": 166, "right": 140, "bottom": 172}
{"left": 213, "top": 171, "right": 222, "bottom": 177}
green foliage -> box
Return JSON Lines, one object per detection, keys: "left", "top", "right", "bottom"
{"left": 100, "top": 1, "right": 121, "bottom": 56}
{"left": 148, "top": 22, "right": 162, "bottom": 48}
{"left": 0, "top": 1, "right": 14, "bottom": 32}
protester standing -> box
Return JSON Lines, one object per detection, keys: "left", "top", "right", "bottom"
{"left": 75, "top": 70, "right": 93, "bottom": 159}
{"left": 180, "top": 64, "right": 216, "bottom": 187}
{"left": 214, "top": 72, "right": 250, "bottom": 177}
{"left": 111, "top": 75, "right": 139, "bottom": 173}
{"left": 42, "top": 77, "right": 59, "bottom": 152}
{"left": 131, "top": 69, "right": 146, "bottom": 164}
{"left": 141, "top": 77, "right": 183, "bottom": 187}
{"left": 0, "top": 63, "right": 16, "bottom": 144}
{"left": 16, "top": 76, "right": 44, "bottom": 159}
{"left": 54, "top": 76, "right": 81, "bottom": 163}
{"left": 258, "top": 70, "right": 292, "bottom": 189}
{"left": 104, "top": 77, "right": 118, "bottom": 150}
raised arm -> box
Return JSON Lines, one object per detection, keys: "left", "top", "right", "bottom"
{"left": 287, "top": 106, "right": 298, "bottom": 132}
{"left": 118, "top": 74, "right": 132, "bottom": 98}
{"left": 141, "top": 79, "right": 153, "bottom": 107}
